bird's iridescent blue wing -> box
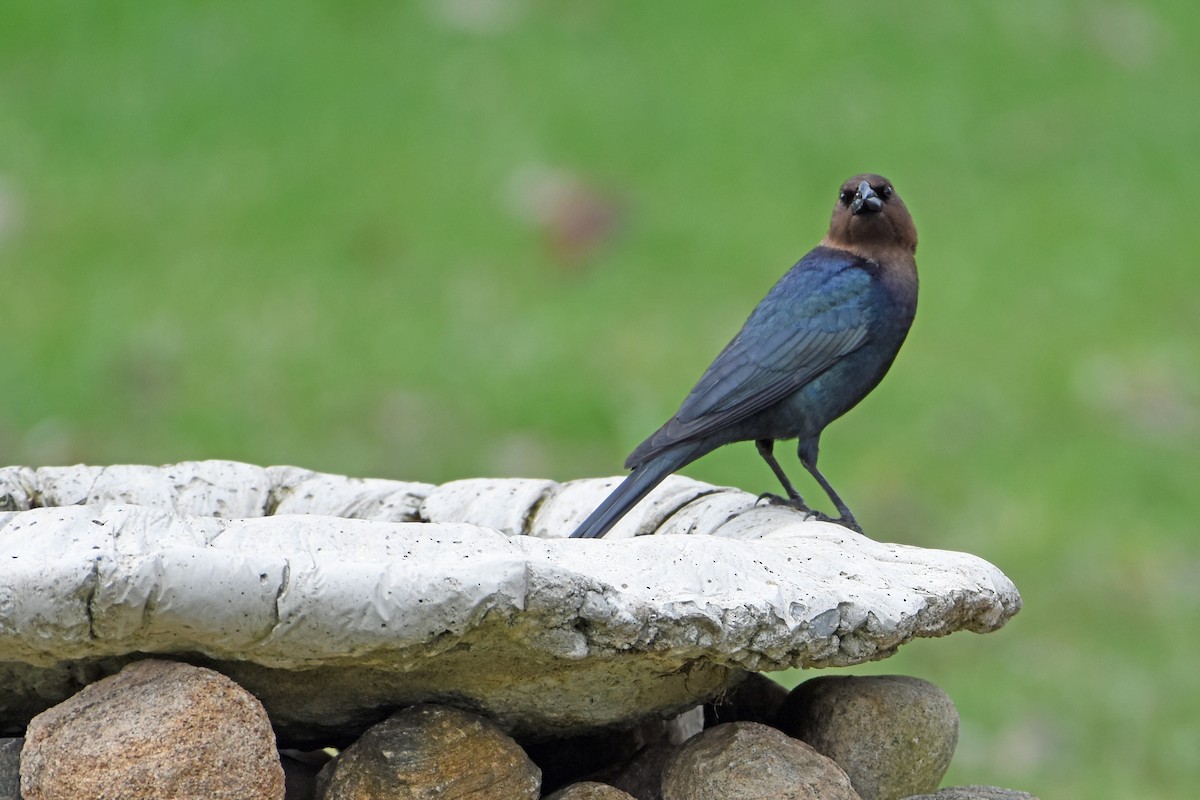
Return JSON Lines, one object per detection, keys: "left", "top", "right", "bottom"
{"left": 630, "top": 248, "right": 874, "bottom": 462}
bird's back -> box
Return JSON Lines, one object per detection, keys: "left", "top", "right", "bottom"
{"left": 627, "top": 245, "right": 915, "bottom": 468}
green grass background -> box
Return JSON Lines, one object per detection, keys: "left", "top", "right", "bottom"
{"left": 2, "top": 2, "right": 1197, "bottom": 797}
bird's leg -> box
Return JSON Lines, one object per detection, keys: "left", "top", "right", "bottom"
{"left": 797, "top": 438, "right": 862, "bottom": 533}
{"left": 755, "top": 439, "right": 810, "bottom": 511}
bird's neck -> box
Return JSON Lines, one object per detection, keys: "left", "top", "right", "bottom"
{"left": 819, "top": 235, "right": 914, "bottom": 266}
{"left": 820, "top": 237, "right": 919, "bottom": 300}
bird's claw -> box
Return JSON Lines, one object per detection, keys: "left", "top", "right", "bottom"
{"left": 756, "top": 492, "right": 812, "bottom": 513}
{"left": 755, "top": 494, "right": 863, "bottom": 533}
{"left": 801, "top": 509, "right": 863, "bottom": 534}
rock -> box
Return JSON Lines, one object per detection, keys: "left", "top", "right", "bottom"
{"left": 633, "top": 706, "right": 704, "bottom": 748}
{"left": 522, "top": 730, "right": 641, "bottom": 794}
{"left": 704, "top": 671, "right": 790, "bottom": 727}
{"left": 0, "top": 461, "right": 1020, "bottom": 742}
{"left": 0, "top": 738, "right": 21, "bottom": 800}
{"left": 902, "top": 788, "right": 1039, "bottom": 800}
{"left": 545, "top": 782, "right": 637, "bottom": 800}
{"left": 529, "top": 706, "right": 701, "bottom": 798}
{"left": 19, "top": 659, "right": 283, "bottom": 799}
{"left": 661, "top": 722, "right": 859, "bottom": 800}
{"left": 281, "top": 749, "right": 332, "bottom": 800}
{"left": 315, "top": 704, "right": 540, "bottom": 799}
{"left": 776, "top": 675, "right": 959, "bottom": 800}
{"left": 588, "top": 742, "right": 675, "bottom": 800}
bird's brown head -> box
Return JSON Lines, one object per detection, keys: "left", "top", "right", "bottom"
{"left": 823, "top": 174, "right": 918, "bottom": 259}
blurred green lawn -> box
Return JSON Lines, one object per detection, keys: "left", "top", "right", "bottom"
{"left": 2, "top": 2, "right": 1197, "bottom": 797}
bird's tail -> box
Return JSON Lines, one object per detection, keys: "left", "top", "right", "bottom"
{"left": 569, "top": 446, "right": 697, "bottom": 539}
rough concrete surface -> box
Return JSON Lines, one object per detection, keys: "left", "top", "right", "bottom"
{"left": 0, "top": 461, "right": 1020, "bottom": 742}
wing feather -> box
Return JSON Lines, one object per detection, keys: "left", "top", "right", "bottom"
{"left": 629, "top": 249, "right": 875, "bottom": 464}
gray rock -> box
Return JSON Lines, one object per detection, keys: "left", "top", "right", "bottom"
{"left": 588, "top": 742, "right": 675, "bottom": 800}
{"left": 315, "top": 704, "right": 540, "bottom": 799}
{"left": 0, "top": 461, "right": 1020, "bottom": 741}
{"left": 704, "top": 671, "right": 790, "bottom": 727}
{"left": 280, "top": 749, "right": 332, "bottom": 800}
{"left": 545, "top": 782, "right": 637, "bottom": 800}
{"left": 526, "top": 706, "right": 701, "bottom": 797}
{"left": 776, "top": 675, "right": 958, "bottom": 800}
{"left": 521, "top": 731, "right": 642, "bottom": 794}
{"left": 0, "top": 738, "right": 21, "bottom": 800}
{"left": 20, "top": 659, "right": 283, "bottom": 800}
{"left": 634, "top": 706, "right": 704, "bottom": 747}
{"left": 661, "top": 722, "right": 860, "bottom": 800}
{"left": 903, "top": 787, "right": 1039, "bottom": 800}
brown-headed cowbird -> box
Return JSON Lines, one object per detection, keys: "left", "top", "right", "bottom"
{"left": 571, "top": 174, "right": 918, "bottom": 538}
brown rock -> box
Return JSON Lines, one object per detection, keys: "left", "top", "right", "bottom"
{"left": 544, "top": 782, "right": 637, "bottom": 800}
{"left": 776, "top": 675, "right": 958, "bottom": 800}
{"left": 19, "top": 659, "right": 283, "bottom": 800}
{"left": 661, "top": 722, "right": 859, "bottom": 800}
{"left": 315, "top": 704, "right": 539, "bottom": 799}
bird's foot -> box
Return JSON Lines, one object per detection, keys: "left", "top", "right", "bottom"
{"left": 802, "top": 510, "right": 863, "bottom": 534}
{"left": 757, "top": 492, "right": 812, "bottom": 513}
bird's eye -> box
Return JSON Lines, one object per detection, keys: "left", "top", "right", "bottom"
{"left": 880, "top": 185, "right": 894, "bottom": 199}
{"left": 840, "top": 190, "right": 854, "bottom": 205}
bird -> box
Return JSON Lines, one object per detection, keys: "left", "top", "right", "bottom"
{"left": 570, "top": 174, "right": 918, "bottom": 539}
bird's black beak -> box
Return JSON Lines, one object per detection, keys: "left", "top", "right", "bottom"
{"left": 850, "top": 181, "right": 883, "bottom": 215}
